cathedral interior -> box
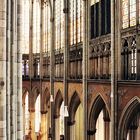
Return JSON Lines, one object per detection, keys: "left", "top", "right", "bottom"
{"left": 1, "top": 0, "right": 140, "bottom": 140}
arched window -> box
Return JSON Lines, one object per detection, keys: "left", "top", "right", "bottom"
{"left": 55, "top": 0, "right": 64, "bottom": 50}
{"left": 121, "top": 38, "right": 137, "bottom": 80}
{"left": 35, "top": 94, "right": 41, "bottom": 132}
{"left": 131, "top": 39, "right": 137, "bottom": 79}
{"left": 69, "top": 0, "right": 83, "bottom": 45}
{"left": 122, "top": 0, "right": 136, "bottom": 29}
{"left": 24, "top": 93, "right": 29, "bottom": 135}
{"left": 43, "top": 2, "right": 51, "bottom": 52}
{"left": 90, "top": 0, "right": 111, "bottom": 39}
{"left": 33, "top": 0, "right": 40, "bottom": 54}
{"left": 23, "top": 0, "right": 30, "bottom": 54}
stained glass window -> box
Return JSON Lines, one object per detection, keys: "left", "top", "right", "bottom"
{"left": 33, "top": 0, "right": 40, "bottom": 53}
{"left": 23, "top": 0, "right": 29, "bottom": 54}
{"left": 43, "top": 3, "right": 51, "bottom": 52}
{"left": 55, "top": 0, "right": 64, "bottom": 50}
{"left": 122, "top": 0, "right": 129, "bottom": 28}
{"left": 122, "top": 0, "right": 136, "bottom": 28}
{"left": 131, "top": 40, "right": 137, "bottom": 74}
{"left": 130, "top": 0, "right": 136, "bottom": 26}
{"left": 69, "top": 0, "right": 83, "bottom": 46}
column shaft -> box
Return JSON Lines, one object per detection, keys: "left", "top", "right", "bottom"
{"left": 6, "top": 0, "right": 11, "bottom": 139}
{"left": 41, "top": 113, "right": 48, "bottom": 140}
{"left": 110, "top": 0, "right": 118, "bottom": 140}
{"left": 11, "top": 0, "right": 18, "bottom": 139}
{"left": 17, "top": 0, "right": 23, "bottom": 139}
{"left": 83, "top": 0, "right": 88, "bottom": 140}
{"left": 0, "top": 0, "right": 7, "bottom": 139}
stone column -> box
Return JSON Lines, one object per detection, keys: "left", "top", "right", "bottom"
{"left": 63, "top": 0, "right": 69, "bottom": 139}
{"left": 0, "top": 0, "right": 7, "bottom": 139}
{"left": 30, "top": 110, "right": 36, "bottom": 140}
{"left": 83, "top": 0, "right": 88, "bottom": 140}
{"left": 29, "top": 0, "right": 33, "bottom": 78}
{"left": 69, "top": 123, "right": 75, "bottom": 140}
{"left": 6, "top": 0, "right": 11, "bottom": 139}
{"left": 11, "top": 0, "right": 18, "bottom": 139}
{"left": 110, "top": 0, "right": 118, "bottom": 140}
{"left": 104, "top": 120, "right": 110, "bottom": 140}
{"left": 17, "top": 0, "right": 23, "bottom": 139}
{"left": 50, "top": 1, "right": 55, "bottom": 139}
{"left": 40, "top": 1, "right": 45, "bottom": 79}
{"left": 41, "top": 112, "right": 48, "bottom": 140}
{"left": 55, "top": 117, "right": 60, "bottom": 140}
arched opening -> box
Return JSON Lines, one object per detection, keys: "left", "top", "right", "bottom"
{"left": 35, "top": 94, "right": 41, "bottom": 134}
{"left": 68, "top": 92, "right": 84, "bottom": 140}
{"left": 95, "top": 110, "right": 104, "bottom": 140}
{"left": 60, "top": 101, "right": 65, "bottom": 139}
{"left": 54, "top": 90, "right": 63, "bottom": 140}
{"left": 88, "top": 95, "right": 110, "bottom": 140}
{"left": 119, "top": 97, "right": 140, "bottom": 140}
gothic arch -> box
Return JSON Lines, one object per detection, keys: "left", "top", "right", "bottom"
{"left": 41, "top": 88, "right": 50, "bottom": 113}
{"left": 68, "top": 91, "right": 81, "bottom": 123}
{"left": 22, "top": 88, "right": 29, "bottom": 105}
{"left": 88, "top": 93, "right": 110, "bottom": 119}
{"left": 118, "top": 96, "right": 140, "bottom": 140}
{"left": 88, "top": 95, "right": 110, "bottom": 133}
{"left": 54, "top": 90, "right": 63, "bottom": 118}
{"left": 29, "top": 86, "right": 40, "bottom": 111}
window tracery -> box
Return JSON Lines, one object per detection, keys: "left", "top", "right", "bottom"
{"left": 69, "top": 0, "right": 83, "bottom": 45}
{"left": 122, "top": 0, "right": 136, "bottom": 28}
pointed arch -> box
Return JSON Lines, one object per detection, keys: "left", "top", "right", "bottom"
{"left": 68, "top": 91, "right": 81, "bottom": 122}
{"left": 54, "top": 90, "right": 63, "bottom": 118}
{"left": 118, "top": 96, "right": 140, "bottom": 140}
{"left": 88, "top": 95, "right": 110, "bottom": 132}
{"left": 22, "top": 88, "right": 29, "bottom": 105}
{"left": 30, "top": 86, "right": 40, "bottom": 110}
{"left": 41, "top": 87, "right": 50, "bottom": 113}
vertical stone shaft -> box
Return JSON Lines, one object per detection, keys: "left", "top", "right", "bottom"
{"left": 110, "top": 0, "right": 118, "bottom": 140}
{"left": 29, "top": 0, "right": 33, "bottom": 78}
{"left": 50, "top": 1, "right": 55, "bottom": 139}
{"left": 17, "top": 0, "right": 23, "bottom": 139}
{"left": 11, "top": 0, "right": 17, "bottom": 139}
{"left": 83, "top": 0, "right": 88, "bottom": 140}
{"left": 40, "top": 1, "right": 44, "bottom": 79}
{"left": 0, "top": 0, "right": 7, "bottom": 139}
{"left": 6, "top": 0, "right": 11, "bottom": 139}
{"left": 63, "top": 0, "right": 68, "bottom": 139}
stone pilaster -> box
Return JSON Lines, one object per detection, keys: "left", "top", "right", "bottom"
{"left": 0, "top": 0, "right": 7, "bottom": 139}
{"left": 17, "top": 0, "right": 23, "bottom": 139}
